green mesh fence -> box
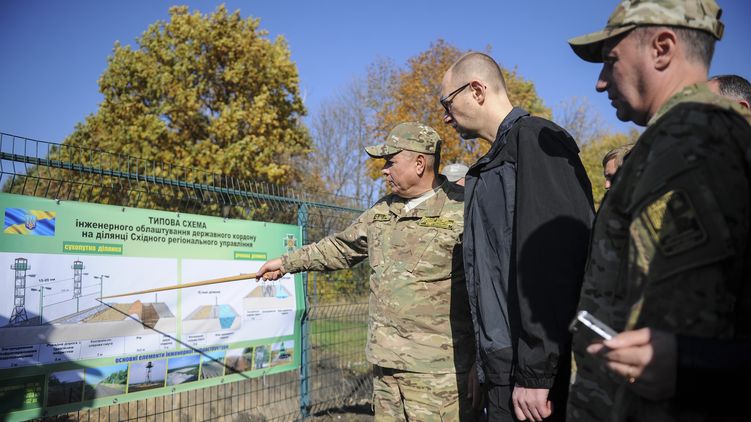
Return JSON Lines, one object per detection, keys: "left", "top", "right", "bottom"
{"left": 0, "top": 132, "right": 373, "bottom": 421}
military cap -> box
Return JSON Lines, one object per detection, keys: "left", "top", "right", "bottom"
{"left": 365, "top": 122, "right": 441, "bottom": 158}
{"left": 569, "top": 0, "right": 724, "bottom": 63}
{"left": 441, "top": 163, "right": 469, "bottom": 182}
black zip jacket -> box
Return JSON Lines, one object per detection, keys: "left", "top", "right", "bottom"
{"left": 464, "top": 107, "right": 594, "bottom": 390}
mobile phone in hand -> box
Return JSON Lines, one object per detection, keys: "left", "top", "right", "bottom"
{"left": 569, "top": 310, "right": 618, "bottom": 340}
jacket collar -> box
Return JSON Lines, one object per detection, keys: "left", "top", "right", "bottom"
{"left": 389, "top": 177, "right": 448, "bottom": 219}
{"left": 495, "top": 106, "right": 530, "bottom": 144}
{"left": 469, "top": 107, "right": 529, "bottom": 171}
{"left": 648, "top": 83, "right": 708, "bottom": 126}
{"left": 647, "top": 82, "right": 751, "bottom": 126}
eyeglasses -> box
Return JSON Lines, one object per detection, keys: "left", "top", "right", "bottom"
{"left": 440, "top": 83, "right": 470, "bottom": 113}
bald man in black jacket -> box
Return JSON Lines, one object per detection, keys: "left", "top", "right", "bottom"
{"left": 440, "top": 52, "right": 594, "bottom": 422}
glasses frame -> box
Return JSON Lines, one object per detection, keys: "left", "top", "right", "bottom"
{"left": 440, "top": 82, "right": 471, "bottom": 113}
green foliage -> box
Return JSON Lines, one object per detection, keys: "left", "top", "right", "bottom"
{"left": 101, "top": 369, "right": 128, "bottom": 385}
{"left": 580, "top": 129, "right": 640, "bottom": 208}
{"left": 10, "top": 5, "right": 310, "bottom": 216}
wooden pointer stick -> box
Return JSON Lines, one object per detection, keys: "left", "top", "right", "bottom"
{"left": 99, "top": 272, "right": 259, "bottom": 300}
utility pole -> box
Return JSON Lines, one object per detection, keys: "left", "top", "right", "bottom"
{"left": 94, "top": 274, "right": 110, "bottom": 300}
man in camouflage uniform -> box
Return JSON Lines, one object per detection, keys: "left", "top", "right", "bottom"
{"left": 567, "top": 0, "right": 751, "bottom": 421}
{"left": 257, "top": 122, "right": 476, "bottom": 421}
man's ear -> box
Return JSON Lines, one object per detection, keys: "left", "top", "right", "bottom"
{"left": 739, "top": 100, "right": 750, "bottom": 110}
{"left": 470, "top": 80, "right": 486, "bottom": 105}
{"left": 652, "top": 29, "right": 677, "bottom": 71}
{"left": 415, "top": 153, "right": 426, "bottom": 176}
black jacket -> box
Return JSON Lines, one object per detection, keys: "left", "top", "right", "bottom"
{"left": 464, "top": 107, "right": 594, "bottom": 390}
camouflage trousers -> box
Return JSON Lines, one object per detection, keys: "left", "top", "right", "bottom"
{"left": 373, "top": 365, "right": 474, "bottom": 421}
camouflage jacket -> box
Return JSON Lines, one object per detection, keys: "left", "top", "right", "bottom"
{"left": 282, "top": 179, "right": 475, "bottom": 374}
{"left": 568, "top": 84, "right": 751, "bottom": 422}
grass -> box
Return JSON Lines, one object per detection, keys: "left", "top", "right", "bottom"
{"left": 309, "top": 319, "right": 367, "bottom": 350}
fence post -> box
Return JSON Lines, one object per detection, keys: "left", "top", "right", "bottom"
{"left": 297, "top": 203, "right": 310, "bottom": 418}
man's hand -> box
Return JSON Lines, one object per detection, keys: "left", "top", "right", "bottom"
{"left": 466, "top": 361, "right": 483, "bottom": 410}
{"left": 586, "top": 327, "right": 677, "bottom": 400}
{"left": 257, "top": 258, "right": 286, "bottom": 281}
{"left": 512, "top": 386, "right": 551, "bottom": 421}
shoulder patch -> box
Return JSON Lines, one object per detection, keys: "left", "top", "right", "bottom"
{"left": 417, "top": 217, "right": 454, "bottom": 230}
{"left": 641, "top": 190, "right": 706, "bottom": 256}
{"left": 372, "top": 213, "right": 390, "bottom": 222}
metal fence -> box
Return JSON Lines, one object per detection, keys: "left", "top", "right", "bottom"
{"left": 0, "top": 132, "right": 373, "bottom": 421}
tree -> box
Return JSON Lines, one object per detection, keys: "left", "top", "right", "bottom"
{"left": 308, "top": 77, "right": 381, "bottom": 206}
{"left": 9, "top": 5, "right": 310, "bottom": 216}
{"left": 555, "top": 96, "right": 608, "bottom": 146}
{"left": 579, "top": 129, "right": 640, "bottom": 208}
{"left": 367, "top": 40, "right": 552, "bottom": 179}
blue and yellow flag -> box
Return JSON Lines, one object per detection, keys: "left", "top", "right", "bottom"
{"left": 3, "top": 208, "right": 56, "bottom": 236}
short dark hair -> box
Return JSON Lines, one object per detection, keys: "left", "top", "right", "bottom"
{"left": 710, "top": 74, "right": 751, "bottom": 105}
{"left": 632, "top": 26, "right": 716, "bottom": 69}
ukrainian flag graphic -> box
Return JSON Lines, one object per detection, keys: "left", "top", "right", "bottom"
{"left": 3, "top": 208, "right": 56, "bottom": 236}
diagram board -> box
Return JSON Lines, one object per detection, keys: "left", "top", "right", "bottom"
{"left": 0, "top": 192, "right": 303, "bottom": 421}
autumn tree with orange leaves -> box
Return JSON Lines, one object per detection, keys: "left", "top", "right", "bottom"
{"left": 366, "top": 40, "right": 551, "bottom": 179}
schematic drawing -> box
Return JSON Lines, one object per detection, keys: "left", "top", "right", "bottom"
{"left": 1, "top": 256, "right": 178, "bottom": 347}
{"left": 243, "top": 279, "right": 295, "bottom": 310}
{"left": 182, "top": 300, "right": 241, "bottom": 333}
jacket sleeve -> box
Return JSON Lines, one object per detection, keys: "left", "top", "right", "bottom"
{"left": 513, "top": 121, "right": 594, "bottom": 388}
{"left": 461, "top": 204, "right": 486, "bottom": 383}
{"left": 282, "top": 209, "right": 370, "bottom": 273}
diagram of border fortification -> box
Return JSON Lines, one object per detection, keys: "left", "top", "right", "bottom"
{"left": 0, "top": 252, "right": 178, "bottom": 350}
{"left": 183, "top": 297, "right": 241, "bottom": 333}
{"left": 244, "top": 278, "right": 295, "bottom": 310}
{"left": 181, "top": 259, "right": 297, "bottom": 343}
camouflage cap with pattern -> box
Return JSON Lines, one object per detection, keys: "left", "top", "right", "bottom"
{"left": 569, "top": 0, "right": 724, "bottom": 63}
{"left": 365, "top": 122, "right": 442, "bottom": 158}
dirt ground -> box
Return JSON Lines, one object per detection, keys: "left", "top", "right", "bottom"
{"left": 307, "top": 402, "right": 373, "bottom": 421}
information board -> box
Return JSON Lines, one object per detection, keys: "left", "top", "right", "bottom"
{"left": 0, "top": 193, "right": 303, "bottom": 421}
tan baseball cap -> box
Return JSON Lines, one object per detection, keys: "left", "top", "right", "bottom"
{"left": 365, "top": 122, "right": 442, "bottom": 158}
{"left": 569, "top": 0, "right": 724, "bottom": 63}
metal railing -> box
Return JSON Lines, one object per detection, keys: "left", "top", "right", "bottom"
{"left": 0, "top": 131, "right": 373, "bottom": 421}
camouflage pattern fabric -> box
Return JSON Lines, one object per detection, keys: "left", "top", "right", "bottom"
{"left": 365, "top": 121, "right": 442, "bottom": 158}
{"left": 567, "top": 84, "right": 751, "bottom": 422}
{"left": 372, "top": 365, "right": 473, "bottom": 422}
{"left": 282, "top": 179, "right": 474, "bottom": 375}
{"left": 569, "top": 0, "right": 724, "bottom": 63}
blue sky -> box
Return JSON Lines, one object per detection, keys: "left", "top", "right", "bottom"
{"left": 168, "top": 354, "right": 200, "bottom": 370}
{"left": 1, "top": 0, "right": 749, "bottom": 145}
